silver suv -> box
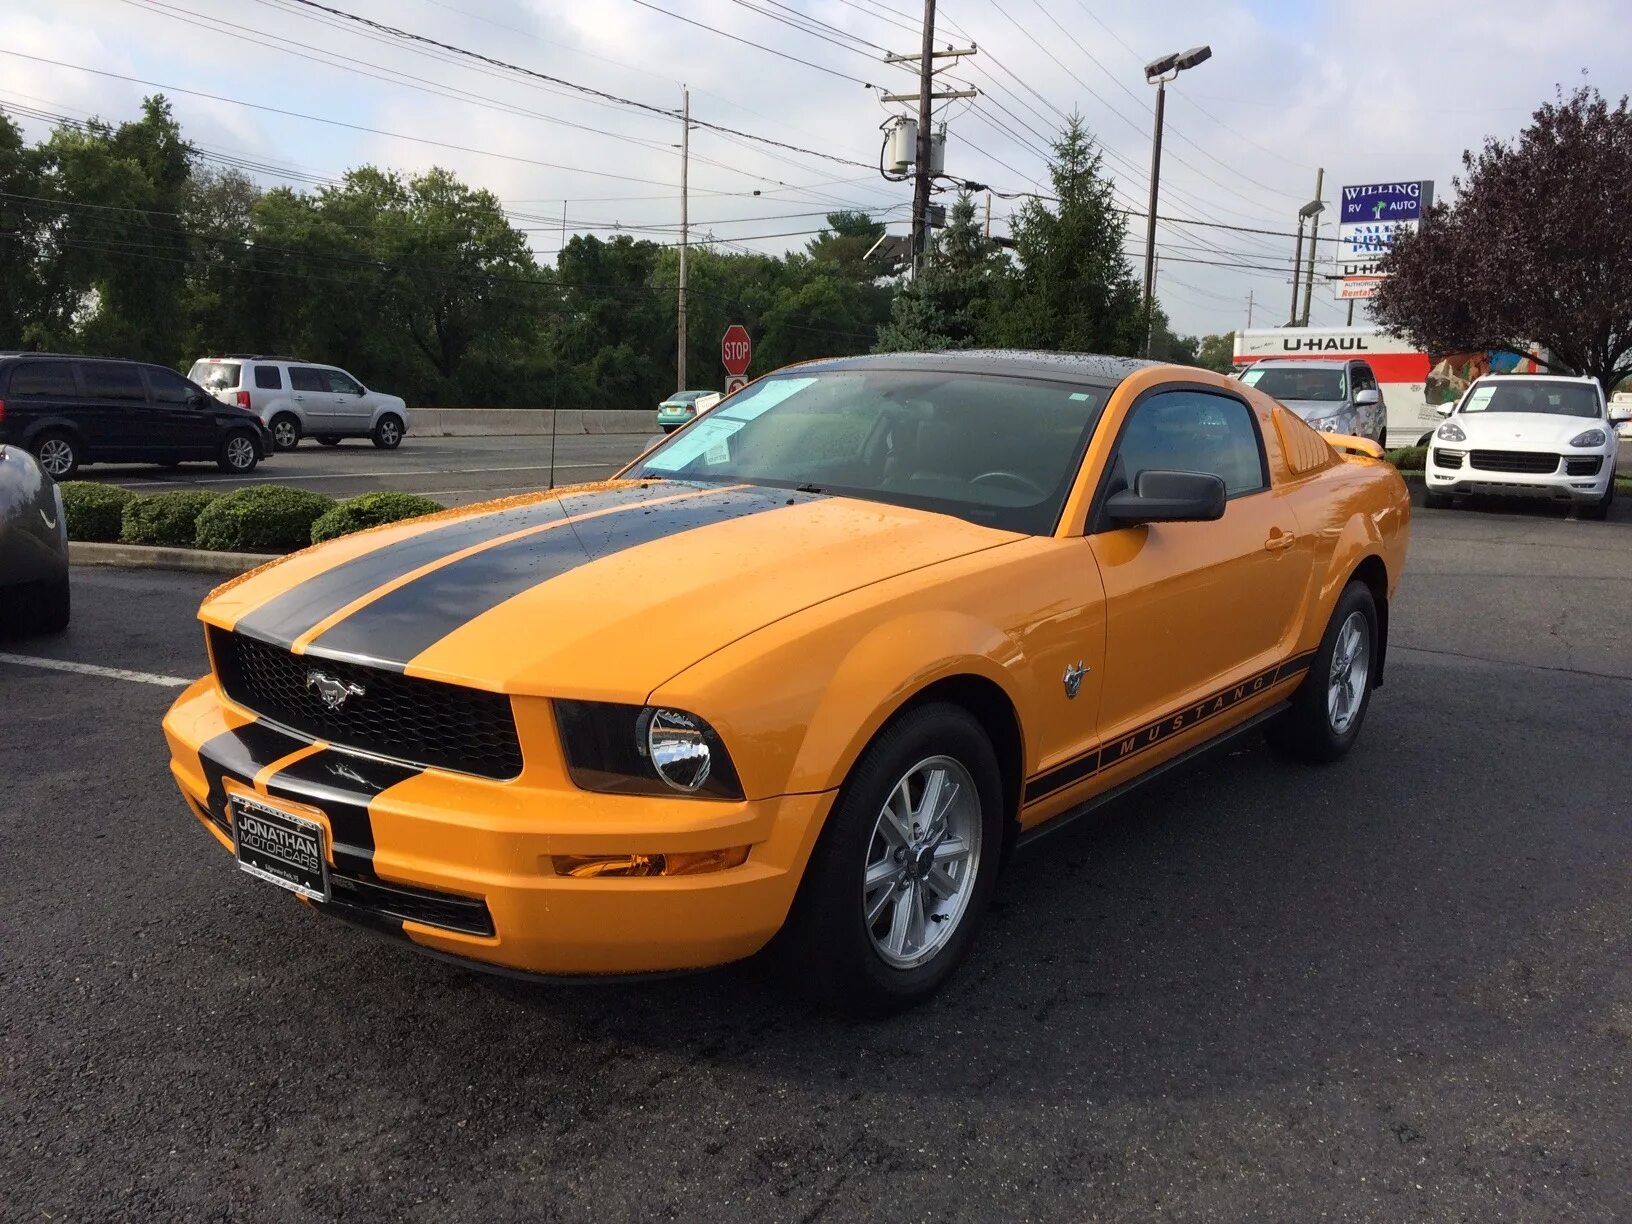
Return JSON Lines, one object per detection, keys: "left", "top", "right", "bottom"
{"left": 1236, "top": 358, "right": 1385, "bottom": 443}
{"left": 188, "top": 355, "right": 410, "bottom": 452}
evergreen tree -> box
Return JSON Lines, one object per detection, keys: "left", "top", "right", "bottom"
{"left": 986, "top": 115, "right": 1143, "bottom": 356}
{"left": 875, "top": 193, "right": 1009, "bottom": 352}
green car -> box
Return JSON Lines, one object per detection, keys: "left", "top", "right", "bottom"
{"left": 656, "top": 389, "right": 722, "bottom": 433}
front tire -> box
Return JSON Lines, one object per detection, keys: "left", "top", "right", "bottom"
{"left": 1266, "top": 580, "right": 1378, "bottom": 763}
{"left": 217, "top": 431, "right": 260, "bottom": 474}
{"left": 371, "top": 414, "right": 404, "bottom": 449}
{"left": 1423, "top": 489, "right": 1453, "bottom": 509}
{"left": 778, "top": 702, "right": 1004, "bottom": 1016}
{"left": 1579, "top": 480, "right": 1614, "bottom": 521}
{"left": 33, "top": 431, "right": 79, "bottom": 479}
{"left": 2, "top": 575, "right": 70, "bottom": 637}
{"left": 269, "top": 413, "right": 301, "bottom": 451}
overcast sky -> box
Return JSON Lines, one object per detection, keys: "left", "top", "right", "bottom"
{"left": 3, "top": 0, "right": 1625, "bottom": 337}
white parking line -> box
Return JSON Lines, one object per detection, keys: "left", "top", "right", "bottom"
{"left": 0, "top": 652, "right": 193, "bottom": 687}
{"left": 110, "top": 462, "right": 619, "bottom": 489}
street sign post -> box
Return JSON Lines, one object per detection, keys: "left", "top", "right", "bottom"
{"left": 724, "top": 375, "right": 749, "bottom": 396}
{"left": 721, "top": 324, "right": 752, "bottom": 380}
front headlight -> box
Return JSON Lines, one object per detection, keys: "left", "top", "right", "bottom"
{"left": 1569, "top": 428, "right": 1607, "bottom": 447}
{"left": 1309, "top": 416, "right": 1343, "bottom": 434}
{"left": 554, "top": 700, "right": 744, "bottom": 800}
{"left": 1436, "top": 421, "right": 1467, "bottom": 442}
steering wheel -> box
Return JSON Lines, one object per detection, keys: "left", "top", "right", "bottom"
{"left": 971, "top": 470, "right": 1048, "bottom": 498}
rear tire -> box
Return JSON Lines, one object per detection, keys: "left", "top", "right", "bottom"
{"left": 661, "top": 423, "right": 679, "bottom": 434}
{"left": 217, "top": 431, "right": 260, "bottom": 474}
{"left": 777, "top": 702, "right": 1004, "bottom": 1017}
{"left": 269, "top": 413, "right": 301, "bottom": 452}
{"left": 1423, "top": 489, "right": 1453, "bottom": 510}
{"left": 32, "top": 431, "right": 79, "bottom": 479}
{"left": 371, "top": 414, "right": 404, "bottom": 449}
{"left": 1266, "top": 580, "right": 1378, "bottom": 764}
{"left": 2, "top": 575, "right": 70, "bottom": 637}
{"left": 33, "top": 575, "right": 70, "bottom": 634}
{"left": 1579, "top": 480, "right": 1614, "bottom": 521}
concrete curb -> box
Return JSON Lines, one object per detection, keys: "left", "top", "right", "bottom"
{"left": 71, "top": 541, "right": 279, "bottom": 575}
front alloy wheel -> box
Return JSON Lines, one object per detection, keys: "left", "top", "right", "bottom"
{"left": 863, "top": 756, "right": 983, "bottom": 970}
{"left": 219, "top": 432, "right": 259, "bottom": 473}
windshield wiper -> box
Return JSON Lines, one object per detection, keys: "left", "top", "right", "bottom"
{"left": 794, "top": 482, "right": 827, "bottom": 494}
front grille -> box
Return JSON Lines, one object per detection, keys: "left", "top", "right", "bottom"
{"left": 211, "top": 628, "right": 524, "bottom": 780}
{"left": 1565, "top": 455, "right": 1603, "bottom": 476}
{"left": 330, "top": 874, "right": 495, "bottom": 936}
{"left": 1470, "top": 450, "right": 1559, "bottom": 474}
{"left": 1432, "top": 449, "right": 1464, "bottom": 469}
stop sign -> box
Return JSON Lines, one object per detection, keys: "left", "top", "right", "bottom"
{"left": 721, "top": 324, "right": 752, "bottom": 378}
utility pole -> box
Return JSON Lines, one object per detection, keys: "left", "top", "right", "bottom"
{"left": 1346, "top": 299, "right": 1355, "bottom": 326}
{"left": 883, "top": 25, "right": 975, "bottom": 274}
{"left": 676, "top": 86, "right": 689, "bottom": 392}
{"left": 984, "top": 190, "right": 992, "bottom": 240}
{"left": 1287, "top": 215, "right": 1305, "bottom": 325}
{"left": 1246, "top": 289, "right": 1254, "bottom": 328}
{"left": 1300, "top": 166, "right": 1323, "bottom": 328}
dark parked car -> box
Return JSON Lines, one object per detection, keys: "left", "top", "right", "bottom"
{"left": 0, "top": 353, "right": 272, "bottom": 479}
{"left": 0, "top": 443, "right": 69, "bottom": 636}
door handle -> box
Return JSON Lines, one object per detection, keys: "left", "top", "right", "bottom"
{"left": 1264, "top": 529, "right": 1296, "bottom": 552}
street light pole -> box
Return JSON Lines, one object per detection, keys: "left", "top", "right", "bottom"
{"left": 1141, "top": 45, "right": 1210, "bottom": 358}
{"left": 677, "top": 86, "right": 689, "bottom": 393}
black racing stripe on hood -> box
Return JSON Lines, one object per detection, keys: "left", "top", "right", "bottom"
{"left": 234, "top": 482, "right": 671, "bottom": 649}
{"left": 263, "top": 748, "right": 422, "bottom": 877}
{"left": 306, "top": 485, "right": 819, "bottom": 672}
{"left": 198, "top": 721, "right": 308, "bottom": 829}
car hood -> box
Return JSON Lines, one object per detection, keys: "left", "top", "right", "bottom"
{"left": 1451, "top": 412, "right": 1609, "bottom": 447}
{"left": 203, "top": 479, "right": 1021, "bottom": 697}
{"left": 1279, "top": 398, "right": 1353, "bottom": 423}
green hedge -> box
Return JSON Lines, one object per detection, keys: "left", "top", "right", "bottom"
{"left": 1385, "top": 446, "right": 1427, "bottom": 471}
{"left": 60, "top": 482, "right": 138, "bottom": 542}
{"left": 120, "top": 490, "right": 221, "bottom": 547}
{"left": 310, "top": 492, "right": 443, "bottom": 544}
{"left": 194, "top": 486, "right": 337, "bottom": 553}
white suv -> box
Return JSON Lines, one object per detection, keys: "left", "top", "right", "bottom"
{"left": 188, "top": 356, "right": 410, "bottom": 452}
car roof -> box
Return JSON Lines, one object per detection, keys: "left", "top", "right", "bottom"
{"left": 1245, "top": 357, "right": 1364, "bottom": 367}
{"left": 789, "top": 349, "right": 1158, "bottom": 385}
{"left": 0, "top": 352, "right": 148, "bottom": 365}
{"left": 1471, "top": 372, "right": 1597, "bottom": 385}
{"left": 196, "top": 354, "right": 308, "bottom": 363}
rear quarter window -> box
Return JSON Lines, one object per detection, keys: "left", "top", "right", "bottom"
{"left": 7, "top": 362, "right": 78, "bottom": 397}
{"left": 190, "top": 361, "right": 241, "bottom": 391}
{"left": 254, "top": 365, "right": 284, "bottom": 390}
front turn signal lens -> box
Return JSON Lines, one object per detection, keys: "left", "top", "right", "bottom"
{"left": 553, "top": 846, "right": 750, "bottom": 879}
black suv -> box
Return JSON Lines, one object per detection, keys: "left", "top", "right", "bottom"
{"left": 0, "top": 353, "right": 272, "bottom": 479}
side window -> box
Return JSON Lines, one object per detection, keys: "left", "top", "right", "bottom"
{"left": 325, "top": 369, "right": 363, "bottom": 395}
{"left": 145, "top": 367, "right": 198, "bottom": 405}
{"left": 1352, "top": 364, "right": 1377, "bottom": 393}
{"left": 289, "top": 366, "right": 328, "bottom": 392}
{"left": 82, "top": 362, "right": 147, "bottom": 401}
{"left": 1113, "top": 389, "right": 1268, "bottom": 499}
{"left": 8, "top": 361, "right": 77, "bottom": 397}
{"left": 254, "top": 365, "right": 284, "bottom": 390}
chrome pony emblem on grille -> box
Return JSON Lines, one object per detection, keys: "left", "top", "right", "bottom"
{"left": 306, "top": 670, "right": 365, "bottom": 711}
{"left": 1062, "top": 661, "right": 1088, "bottom": 699}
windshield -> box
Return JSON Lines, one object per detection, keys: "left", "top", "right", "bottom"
{"left": 664, "top": 390, "right": 708, "bottom": 403}
{"left": 188, "top": 360, "right": 239, "bottom": 391}
{"left": 628, "top": 369, "right": 1111, "bottom": 534}
{"left": 1461, "top": 380, "right": 1599, "bottom": 417}
{"left": 1240, "top": 365, "right": 1347, "bottom": 402}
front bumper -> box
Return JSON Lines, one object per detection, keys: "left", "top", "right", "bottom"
{"left": 1426, "top": 447, "right": 1613, "bottom": 501}
{"left": 163, "top": 678, "right": 833, "bottom": 976}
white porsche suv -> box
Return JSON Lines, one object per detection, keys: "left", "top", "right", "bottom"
{"left": 188, "top": 356, "right": 410, "bottom": 452}
{"left": 1425, "top": 374, "right": 1626, "bottom": 519}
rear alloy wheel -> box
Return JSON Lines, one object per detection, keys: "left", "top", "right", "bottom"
{"left": 34, "top": 432, "right": 79, "bottom": 479}
{"left": 778, "top": 702, "right": 1003, "bottom": 1016}
{"left": 217, "top": 431, "right": 260, "bottom": 474}
{"left": 371, "top": 415, "right": 404, "bottom": 449}
{"left": 269, "top": 413, "right": 301, "bottom": 451}
{"left": 1266, "top": 580, "right": 1378, "bottom": 763}
{"left": 1579, "top": 480, "right": 1614, "bottom": 522}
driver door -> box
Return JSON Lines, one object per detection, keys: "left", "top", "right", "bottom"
{"left": 1088, "top": 387, "right": 1312, "bottom": 758}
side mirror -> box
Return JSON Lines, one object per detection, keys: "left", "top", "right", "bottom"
{"left": 1354, "top": 388, "right": 1381, "bottom": 406}
{"left": 1435, "top": 403, "right": 1454, "bottom": 418}
{"left": 1104, "top": 470, "right": 1227, "bottom": 527}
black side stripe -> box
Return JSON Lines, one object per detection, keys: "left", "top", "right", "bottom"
{"left": 1023, "top": 650, "right": 1319, "bottom": 805}
{"left": 263, "top": 748, "right": 423, "bottom": 877}
{"left": 234, "top": 482, "right": 669, "bottom": 649}
{"left": 197, "top": 721, "right": 307, "bottom": 829}
{"left": 306, "top": 485, "right": 819, "bottom": 672}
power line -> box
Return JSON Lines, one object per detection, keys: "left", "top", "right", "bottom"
{"left": 618, "top": 0, "right": 881, "bottom": 88}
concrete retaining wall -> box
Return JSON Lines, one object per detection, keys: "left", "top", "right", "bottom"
{"left": 414, "top": 409, "right": 653, "bottom": 437}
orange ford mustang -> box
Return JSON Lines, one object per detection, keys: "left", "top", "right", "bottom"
{"left": 163, "top": 352, "right": 1410, "bottom": 1014}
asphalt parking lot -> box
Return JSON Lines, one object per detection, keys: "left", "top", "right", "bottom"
{"left": 3, "top": 502, "right": 1630, "bottom": 1221}
{"left": 87, "top": 433, "right": 648, "bottom": 506}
